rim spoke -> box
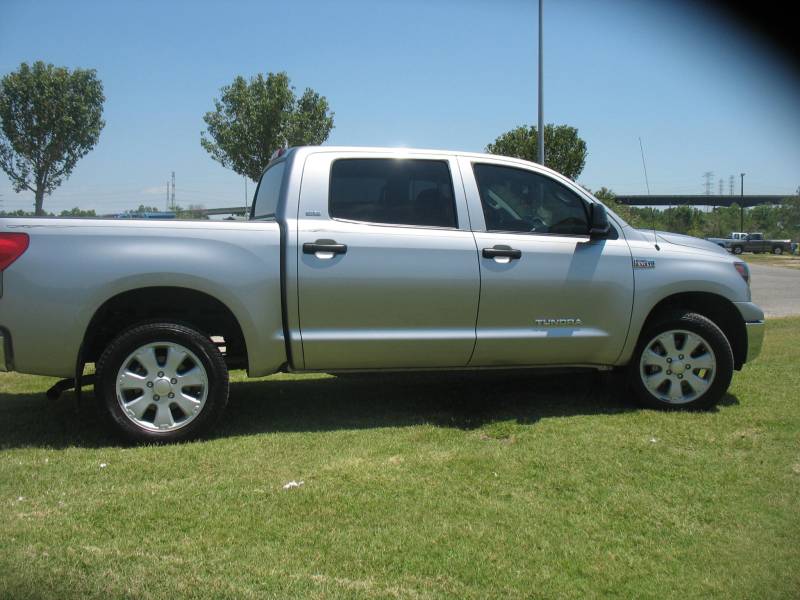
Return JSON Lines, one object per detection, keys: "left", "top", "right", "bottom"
{"left": 691, "top": 353, "right": 715, "bottom": 370}
{"left": 688, "top": 372, "right": 711, "bottom": 392}
{"left": 164, "top": 346, "right": 188, "bottom": 376}
{"left": 124, "top": 395, "right": 152, "bottom": 419}
{"left": 683, "top": 333, "right": 703, "bottom": 355}
{"left": 134, "top": 347, "right": 160, "bottom": 376}
{"left": 667, "top": 380, "right": 684, "bottom": 402}
{"left": 644, "top": 374, "right": 668, "bottom": 393}
{"left": 658, "top": 332, "right": 679, "bottom": 355}
{"left": 177, "top": 367, "right": 205, "bottom": 389}
{"left": 643, "top": 348, "right": 668, "bottom": 369}
{"left": 174, "top": 393, "right": 201, "bottom": 417}
{"left": 153, "top": 404, "right": 175, "bottom": 429}
{"left": 118, "top": 370, "right": 147, "bottom": 390}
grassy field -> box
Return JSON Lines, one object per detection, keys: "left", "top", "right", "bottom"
{"left": 743, "top": 253, "right": 800, "bottom": 269}
{"left": 1, "top": 320, "right": 799, "bottom": 599}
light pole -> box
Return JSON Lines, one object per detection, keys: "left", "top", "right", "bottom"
{"left": 740, "top": 173, "right": 745, "bottom": 232}
{"left": 537, "top": 0, "right": 544, "bottom": 165}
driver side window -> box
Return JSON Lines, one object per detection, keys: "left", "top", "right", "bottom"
{"left": 472, "top": 163, "right": 589, "bottom": 236}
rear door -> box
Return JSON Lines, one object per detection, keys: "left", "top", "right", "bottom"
{"left": 295, "top": 151, "right": 480, "bottom": 370}
{"left": 459, "top": 157, "right": 634, "bottom": 367}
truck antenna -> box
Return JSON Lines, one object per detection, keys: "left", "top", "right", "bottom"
{"left": 639, "top": 137, "right": 659, "bottom": 250}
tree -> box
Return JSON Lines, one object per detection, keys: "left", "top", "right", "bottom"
{"left": 0, "top": 61, "right": 105, "bottom": 216}
{"left": 486, "top": 124, "right": 587, "bottom": 180}
{"left": 201, "top": 72, "right": 334, "bottom": 182}
{"left": 59, "top": 207, "right": 96, "bottom": 217}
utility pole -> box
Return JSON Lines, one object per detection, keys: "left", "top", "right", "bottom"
{"left": 166, "top": 181, "right": 170, "bottom": 211}
{"left": 740, "top": 173, "right": 745, "bottom": 232}
{"left": 729, "top": 175, "right": 734, "bottom": 196}
{"left": 718, "top": 178, "right": 723, "bottom": 196}
{"left": 171, "top": 171, "right": 176, "bottom": 211}
{"left": 537, "top": 0, "right": 544, "bottom": 165}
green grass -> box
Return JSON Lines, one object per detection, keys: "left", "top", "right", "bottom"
{"left": 743, "top": 253, "right": 800, "bottom": 269}
{"left": 1, "top": 320, "right": 799, "bottom": 599}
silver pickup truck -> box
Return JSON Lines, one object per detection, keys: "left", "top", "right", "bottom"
{"left": 0, "top": 146, "right": 765, "bottom": 442}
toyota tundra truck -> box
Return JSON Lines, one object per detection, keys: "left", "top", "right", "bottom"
{"left": 0, "top": 146, "right": 765, "bottom": 442}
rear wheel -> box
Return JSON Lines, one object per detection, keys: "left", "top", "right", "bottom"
{"left": 773, "top": 246, "right": 783, "bottom": 255}
{"left": 95, "top": 323, "right": 229, "bottom": 443}
{"left": 732, "top": 246, "right": 743, "bottom": 255}
{"left": 629, "top": 311, "right": 733, "bottom": 410}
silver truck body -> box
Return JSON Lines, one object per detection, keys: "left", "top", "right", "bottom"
{"left": 0, "top": 146, "right": 764, "bottom": 382}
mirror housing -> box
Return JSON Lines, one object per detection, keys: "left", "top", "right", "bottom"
{"left": 589, "top": 203, "right": 611, "bottom": 240}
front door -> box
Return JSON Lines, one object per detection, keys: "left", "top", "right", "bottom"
{"left": 296, "top": 152, "right": 480, "bottom": 370}
{"left": 458, "top": 157, "right": 634, "bottom": 367}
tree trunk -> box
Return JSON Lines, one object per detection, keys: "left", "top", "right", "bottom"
{"left": 34, "top": 187, "right": 45, "bottom": 216}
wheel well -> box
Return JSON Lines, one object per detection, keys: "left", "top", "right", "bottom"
{"left": 82, "top": 287, "right": 248, "bottom": 370}
{"left": 642, "top": 292, "right": 747, "bottom": 370}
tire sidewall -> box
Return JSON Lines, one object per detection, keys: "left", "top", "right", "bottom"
{"left": 95, "top": 323, "right": 229, "bottom": 443}
{"left": 629, "top": 312, "right": 734, "bottom": 410}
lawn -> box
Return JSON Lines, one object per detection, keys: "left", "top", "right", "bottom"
{"left": 1, "top": 320, "right": 799, "bottom": 599}
{"left": 743, "top": 253, "right": 800, "bottom": 269}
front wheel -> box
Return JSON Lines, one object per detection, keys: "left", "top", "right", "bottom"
{"left": 628, "top": 311, "right": 733, "bottom": 410}
{"left": 732, "top": 246, "right": 743, "bottom": 255}
{"left": 95, "top": 323, "right": 229, "bottom": 443}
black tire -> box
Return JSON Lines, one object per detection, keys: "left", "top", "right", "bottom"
{"left": 732, "top": 246, "right": 743, "bottom": 255}
{"left": 773, "top": 246, "right": 783, "bottom": 255}
{"left": 628, "top": 310, "right": 733, "bottom": 410}
{"left": 95, "top": 322, "right": 229, "bottom": 443}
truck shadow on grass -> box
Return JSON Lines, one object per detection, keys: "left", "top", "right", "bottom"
{"left": 0, "top": 370, "right": 739, "bottom": 449}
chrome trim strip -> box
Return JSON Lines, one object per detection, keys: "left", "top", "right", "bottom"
{"left": 745, "top": 321, "right": 765, "bottom": 363}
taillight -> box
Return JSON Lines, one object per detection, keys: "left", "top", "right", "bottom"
{"left": 0, "top": 233, "right": 29, "bottom": 271}
{"left": 734, "top": 261, "right": 749, "bottom": 285}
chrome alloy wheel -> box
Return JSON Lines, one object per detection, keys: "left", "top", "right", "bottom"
{"left": 115, "top": 342, "right": 209, "bottom": 431}
{"left": 639, "top": 329, "right": 716, "bottom": 404}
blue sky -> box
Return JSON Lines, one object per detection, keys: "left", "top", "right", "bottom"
{"left": 1, "top": 0, "right": 798, "bottom": 214}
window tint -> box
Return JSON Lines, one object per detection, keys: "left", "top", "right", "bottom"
{"left": 330, "top": 159, "right": 457, "bottom": 228}
{"left": 252, "top": 162, "right": 286, "bottom": 219}
{"left": 473, "top": 164, "right": 589, "bottom": 235}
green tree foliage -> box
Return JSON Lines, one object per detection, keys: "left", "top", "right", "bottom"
{"left": 0, "top": 61, "right": 105, "bottom": 216}
{"left": 59, "top": 207, "right": 96, "bottom": 217}
{"left": 486, "top": 124, "right": 587, "bottom": 180}
{"left": 588, "top": 187, "right": 800, "bottom": 245}
{"left": 201, "top": 72, "right": 334, "bottom": 181}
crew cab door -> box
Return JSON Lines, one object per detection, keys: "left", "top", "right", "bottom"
{"left": 295, "top": 151, "right": 480, "bottom": 370}
{"left": 458, "top": 157, "right": 634, "bottom": 366}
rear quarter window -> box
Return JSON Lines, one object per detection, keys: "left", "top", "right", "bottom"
{"left": 251, "top": 162, "right": 286, "bottom": 219}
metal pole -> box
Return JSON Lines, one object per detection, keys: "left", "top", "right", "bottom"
{"left": 537, "top": 0, "right": 544, "bottom": 165}
{"left": 740, "top": 173, "right": 745, "bottom": 232}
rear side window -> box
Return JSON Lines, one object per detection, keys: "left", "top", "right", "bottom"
{"left": 252, "top": 162, "right": 286, "bottom": 219}
{"left": 473, "top": 163, "right": 590, "bottom": 236}
{"left": 329, "top": 159, "right": 457, "bottom": 228}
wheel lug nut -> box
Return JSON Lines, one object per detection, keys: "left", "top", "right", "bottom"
{"left": 677, "top": 374, "right": 683, "bottom": 379}
{"left": 666, "top": 358, "right": 672, "bottom": 363}
{"left": 168, "top": 392, "right": 175, "bottom": 399}
{"left": 153, "top": 394, "right": 160, "bottom": 401}
{"left": 685, "top": 364, "right": 691, "bottom": 369}
{"left": 146, "top": 381, "right": 154, "bottom": 388}
{"left": 678, "top": 355, "right": 684, "bottom": 360}
{"left": 666, "top": 370, "right": 672, "bottom": 375}
{"left": 158, "top": 371, "right": 164, "bottom": 378}
{"left": 170, "top": 378, "right": 177, "bottom": 384}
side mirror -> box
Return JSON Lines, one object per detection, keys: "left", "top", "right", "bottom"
{"left": 589, "top": 203, "right": 611, "bottom": 240}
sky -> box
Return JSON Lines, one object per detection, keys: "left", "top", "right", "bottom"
{"left": 1, "top": 0, "right": 798, "bottom": 214}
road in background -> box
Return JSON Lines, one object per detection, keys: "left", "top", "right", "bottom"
{"left": 748, "top": 263, "right": 800, "bottom": 317}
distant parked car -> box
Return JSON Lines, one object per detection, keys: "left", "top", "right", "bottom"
{"left": 707, "top": 232, "right": 793, "bottom": 255}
